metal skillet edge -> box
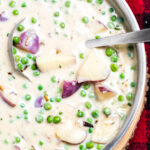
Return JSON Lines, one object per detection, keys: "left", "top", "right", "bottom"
{"left": 104, "top": 0, "right": 146, "bottom": 149}
{"left": 8, "top": 18, "right": 31, "bottom": 81}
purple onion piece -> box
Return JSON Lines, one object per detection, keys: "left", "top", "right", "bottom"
{"left": 62, "top": 81, "right": 81, "bottom": 98}
{"left": 16, "top": 30, "right": 40, "bottom": 54}
{"left": 0, "top": 11, "right": 8, "bottom": 22}
{"left": 34, "top": 96, "right": 44, "bottom": 107}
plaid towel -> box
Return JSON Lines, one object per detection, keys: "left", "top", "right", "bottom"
{"left": 125, "top": 0, "right": 150, "bottom": 149}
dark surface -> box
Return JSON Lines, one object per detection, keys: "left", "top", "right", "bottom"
{"left": 126, "top": 0, "right": 150, "bottom": 149}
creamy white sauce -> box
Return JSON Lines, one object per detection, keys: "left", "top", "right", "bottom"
{"left": 0, "top": 0, "right": 137, "bottom": 150}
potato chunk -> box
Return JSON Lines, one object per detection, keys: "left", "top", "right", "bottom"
{"left": 36, "top": 54, "right": 76, "bottom": 72}
{"left": 55, "top": 120, "right": 87, "bottom": 145}
{"left": 91, "top": 116, "right": 120, "bottom": 144}
{"left": 77, "top": 50, "right": 110, "bottom": 83}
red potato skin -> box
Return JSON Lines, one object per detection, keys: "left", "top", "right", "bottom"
{"left": 0, "top": 92, "right": 16, "bottom": 107}
{"left": 16, "top": 30, "right": 40, "bottom": 54}
{"left": 94, "top": 83, "right": 116, "bottom": 101}
{"left": 62, "top": 81, "right": 81, "bottom": 98}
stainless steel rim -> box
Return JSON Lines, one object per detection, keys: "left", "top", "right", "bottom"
{"left": 104, "top": 0, "right": 147, "bottom": 149}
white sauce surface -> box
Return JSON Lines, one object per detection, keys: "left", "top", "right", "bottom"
{"left": 0, "top": 0, "right": 137, "bottom": 149}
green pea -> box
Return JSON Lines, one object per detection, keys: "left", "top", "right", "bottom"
{"left": 51, "top": 0, "right": 56, "bottom": 3}
{"left": 120, "top": 73, "right": 125, "bottom": 79}
{"left": 23, "top": 109, "right": 28, "bottom": 115}
{"left": 32, "top": 56, "right": 36, "bottom": 61}
{"left": 9, "top": 1, "right": 16, "bottom": 7}
{"left": 87, "top": 117, "right": 93, "bottom": 124}
{"left": 54, "top": 11, "right": 59, "bottom": 17}
{"left": 4, "top": 139, "right": 8, "bottom": 144}
{"left": 79, "top": 145, "right": 84, "bottom": 150}
{"left": 79, "top": 53, "right": 85, "bottom": 59}
{"left": 77, "top": 110, "right": 84, "bottom": 117}
{"left": 117, "top": 17, "right": 124, "bottom": 24}
{"left": 17, "top": 25, "right": 25, "bottom": 32}
{"left": 55, "top": 96, "right": 62, "bottom": 102}
{"left": 80, "top": 90, "right": 87, "bottom": 97}
{"left": 85, "top": 102, "right": 92, "bottom": 109}
{"left": 88, "top": 128, "right": 93, "bottom": 133}
{"left": 126, "top": 92, "right": 134, "bottom": 101}
{"left": 65, "top": 1, "right": 71, "bottom": 7}
{"left": 95, "top": 35, "right": 101, "bottom": 39}
{"left": 107, "top": 22, "right": 115, "bottom": 29}
{"left": 51, "top": 76, "right": 56, "bottom": 83}
{"left": 31, "top": 17, "right": 37, "bottom": 24}
{"left": 110, "top": 64, "right": 118, "bottom": 72}
{"left": 47, "top": 115, "right": 53, "bottom": 123}
{"left": 17, "top": 63, "right": 23, "bottom": 70}
{"left": 21, "top": 57, "right": 28, "bottom": 64}
{"left": 109, "top": 8, "right": 114, "bottom": 13}
{"left": 87, "top": 0, "right": 93, "bottom": 3}
{"left": 50, "top": 97, "right": 54, "bottom": 102}
{"left": 97, "top": 0, "right": 103, "bottom": 4}
{"left": 44, "top": 103, "right": 52, "bottom": 110}
{"left": 24, "top": 115, "right": 28, "bottom": 120}
{"left": 130, "top": 82, "right": 136, "bottom": 88}
{"left": 111, "top": 54, "right": 118, "bottom": 62}
{"left": 59, "top": 112, "right": 63, "bottom": 115}
{"left": 60, "top": 22, "right": 65, "bottom": 29}
{"left": 103, "top": 107, "right": 111, "bottom": 116}
{"left": 12, "top": 48, "right": 17, "bottom": 54}
{"left": 39, "top": 140, "right": 44, "bottom": 146}
{"left": 25, "top": 94, "right": 31, "bottom": 101}
{"left": 97, "top": 144, "right": 103, "bottom": 150}
{"left": 13, "top": 36, "right": 20, "bottom": 44}
{"left": 91, "top": 110, "right": 99, "bottom": 118}
{"left": 35, "top": 115, "right": 44, "bottom": 123}
{"left": 118, "top": 95, "right": 124, "bottom": 102}
{"left": 101, "top": 11, "right": 106, "bottom": 15}
{"left": 12, "top": 9, "right": 19, "bottom": 16}
{"left": 111, "top": 15, "right": 117, "bottom": 22}
{"left": 33, "top": 71, "right": 40, "bottom": 77}
{"left": 38, "top": 84, "right": 43, "bottom": 91}
{"left": 15, "top": 137, "right": 21, "bottom": 143}
{"left": 20, "top": 103, "right": 25, "bottom": 108}
{"left": 105, "top": 47, "right": 115, "bottom": 56}
{"left": 53, "top": 116, "right": 61, "bottom": 124}
{"left": 83, "top": 83, "right": 90, "bottom": 90}
{"left": 86, "top": 141, "right": 94, "bottom": 149}
{"left": 31, "top": 64, "right": 37, "bottom": 70}
{"left": 82, "top": 17, "right": 89, "bottom": 24}
{"left": 21, "top": 2, "right": 27, "bottom": 7}
{"left": 27, "top": 53, "right": 32, "bottom": 59}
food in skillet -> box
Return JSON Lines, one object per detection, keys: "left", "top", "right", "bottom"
{"left": 0, "top": 0, "right": 136, "bottom": 149}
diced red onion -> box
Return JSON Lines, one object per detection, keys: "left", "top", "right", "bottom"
{"left": 34, "top": 96, "right": 44, "bottom": 107}
{"left": 62, "top": 81, "right": 81, "bottom": 98}
{"left": 0, "top": 11, "right": 8, "bottom": 22}
{"left": 16, "top": 30, "right": 40, "bottom": 54}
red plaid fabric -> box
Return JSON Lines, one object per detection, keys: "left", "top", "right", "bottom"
{"left": 126, "top": 0, "right": 150, "bottom": 149}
